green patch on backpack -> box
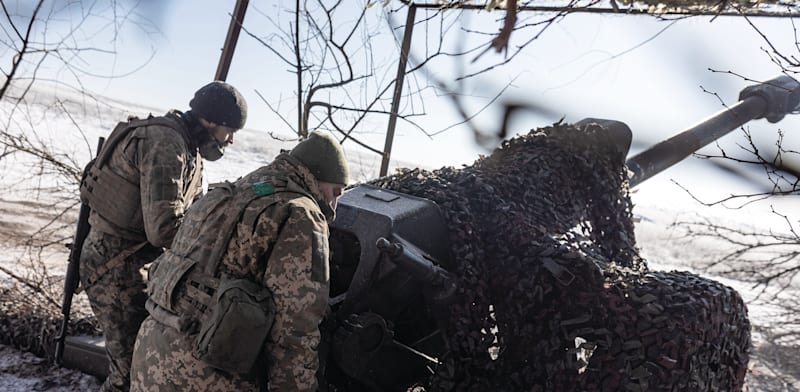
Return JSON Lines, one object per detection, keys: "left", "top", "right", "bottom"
{"left": 252, "top": 181, "right": 274, "bottom": 196}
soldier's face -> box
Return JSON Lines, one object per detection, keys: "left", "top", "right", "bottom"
{"left": 318, "top": 182, "right": 344, "bottom": 211}
{"left": 209, "top": 124, "right": 237, "bottom": 146}
{"left": 198, "top": 118, "right": 237, "bottom": 146}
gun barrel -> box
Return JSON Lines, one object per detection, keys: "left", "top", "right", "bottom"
{"left": 626, "top": 75, "right": 800, "bottom": 187}
{"left": 376, "top": 236, "right": 458, "bottom": 309}
{"left": 376, "top": 237, "right": 447, "bottom": 285}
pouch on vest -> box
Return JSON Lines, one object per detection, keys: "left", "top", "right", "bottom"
{"left": 194, "top": 277, "right": 275, "bottom": 375}
{"left": 147, "top": 250, "right": 198, "bottom": 315}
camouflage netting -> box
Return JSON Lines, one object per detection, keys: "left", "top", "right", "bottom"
{"left": 0, "top": 286, "right": 98, "bottom": 361}
{"left": 441, "top": 1, "right": 800, "bottom": 15}
{"left": 369, "top": 121, "right": 751, "bottom": 391}
{"left": 621, "top": 0, "right": 792, "bottom": 11}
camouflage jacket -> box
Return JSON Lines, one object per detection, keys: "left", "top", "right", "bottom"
{"left": 224, "top": 154, "right": 332, "bottom": 391}
{"left": 145, "top": 154, "right": 333, "bottom": 391}
{"left": 86, "top": 110, "right": 203, "bottom": 248}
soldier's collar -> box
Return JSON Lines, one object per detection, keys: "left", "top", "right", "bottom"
{"left": 276, "top": 154, "right": 335, "bottom": 219}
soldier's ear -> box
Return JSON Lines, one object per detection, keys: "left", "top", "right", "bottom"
{"left": 198, "top": 118, "right": 215, "bottom": 129}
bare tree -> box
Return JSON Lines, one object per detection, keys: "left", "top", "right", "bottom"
{"left": 236, "top": 0, "right": 540, "bottom": 172}
{"left": 400, "top": 1, "right": 800, "bottom": 145}
{"left": 652, "top": 24, "right": 800, "bottom": 345}
{"left": 235, "top": 1, "right": 800, "bottom": 172}
{"left": 668, "top": 37, "right": 800, "bottom": 297}
{"left": 673, "top": 121, "right": 799, "bottom": 289}
{"left": 0, "top": 0, "right": 158, "bottom": 312}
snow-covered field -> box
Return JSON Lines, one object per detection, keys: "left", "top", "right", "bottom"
{"left": 1, "top": 88, "right": 798, "bottom": 390}
{"left": 634, "top": 208, "right": 800, "bottom": 391}
{"left": 1, "top": 200, "right": 797, "bottom": 391}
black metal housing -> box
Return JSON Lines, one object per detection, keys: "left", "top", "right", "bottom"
{"left": 328, "top": 185, "right": 451, "bottom": 390}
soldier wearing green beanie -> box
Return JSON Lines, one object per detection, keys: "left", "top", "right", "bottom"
{"left": 290, "top": 131, "right": 350, "bottom": 185}
{"left": 131, "top": 131, "right": 348, "bottom": 392}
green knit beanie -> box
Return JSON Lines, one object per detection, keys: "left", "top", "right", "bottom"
{"left": 290, "top": 131, "right": 350, "bottom": 185}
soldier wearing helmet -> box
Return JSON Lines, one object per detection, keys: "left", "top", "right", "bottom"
{"left": 130, "top": 131, "right": 349, "bottom": 392}
{"left": 79, "top": 81, "right": 248, "bottom": 392}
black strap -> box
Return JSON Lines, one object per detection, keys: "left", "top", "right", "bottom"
{"left": 77, "top": 241, "right": 148, "bottom": 293}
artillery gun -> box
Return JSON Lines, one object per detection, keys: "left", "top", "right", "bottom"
{"left": 58, "top": 75, "right": 800, "bottom": 390}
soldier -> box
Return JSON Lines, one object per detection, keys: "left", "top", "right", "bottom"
{"left": 79, "top": 81, "right": 248, "bottom": 392}
{"left": 130, "top": 131, "right": 349, "bottom": 392}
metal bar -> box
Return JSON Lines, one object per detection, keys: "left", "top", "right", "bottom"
{"left": 214, "top": 0, "right": 249, "bottom": 82}
{"left": 405, "top": 2, "right": 795, "bottom": 18}
{"left": 376, "top": 237, "right": 447, "bottom": 285}
{"left": 626, "top": 96, "right": 768, "bottom": 187}
{"left": 296, "top": 0, "right": 303, "bottom": 136}
{"left": 380, "top": 5, "right": 417, "bottom": 177}
{"left": 62, "top": 335, "right": 108, "bottom": 378}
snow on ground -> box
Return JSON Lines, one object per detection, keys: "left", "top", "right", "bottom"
{"left": 633, "top": 204, "right": 800, "bottom": 391}
{"left": 1, "top": 87, "right": 798, "bottom": 390}
{"left": 0, "top": 345, "right": 100, "bottom": 391}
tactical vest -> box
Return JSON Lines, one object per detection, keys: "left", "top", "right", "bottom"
{"left": 145, "top": 170, "right": 316, "bottom": 374}
{"left": 80, "top": 115, "right": 199, "bottom": 234}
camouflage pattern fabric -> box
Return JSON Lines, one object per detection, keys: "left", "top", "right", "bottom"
{"left": 87, "top": 111, "right": 203, "bottom": 246}
{"left": 80, "top": 231, "right": 160, "bottom": 392}
{"left": 131, "top": 317, "right": 261, "bottom": 392}
{"left": 81, "top": 111, "right": 203, "bottom": 392}
{"left": 131, "top": 155, "right": 332, "bottom": 392}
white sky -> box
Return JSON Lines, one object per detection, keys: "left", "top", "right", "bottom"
{"left": 10, "top": 0, "right": 798, "bottom": 229}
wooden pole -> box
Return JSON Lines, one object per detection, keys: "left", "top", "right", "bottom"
{"left": 380, "top": 5, "right": 417, "bottom": 177}
{"left": 215, "top": 0, "right": 249, "bottom": 81}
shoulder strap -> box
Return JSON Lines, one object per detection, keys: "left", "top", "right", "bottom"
{"left": 76, "top": 241, "right": 148, "bottom": 293}
{"left": 94, "top": 115, "right": 184, "bottom": 169}
{"left": 185, "top": 153, "right": 203, "bottom": 201}
{"left": 199, "top": 181, "right": 312, "bottom": 277}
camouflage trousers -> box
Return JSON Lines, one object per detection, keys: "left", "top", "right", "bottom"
{"left": 130, "top": 316, "right": 265, "bottom": 392}
{"left": 80, "top": 231, "right": 158, "bottom": 392}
